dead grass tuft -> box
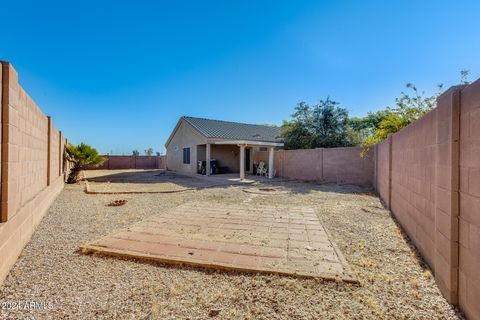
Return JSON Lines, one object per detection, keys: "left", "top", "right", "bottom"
{"left": 423, "top": 270, "right": 433, "bottom": 280}
{"left": 411, "top": 278, "right": 421, "bottom": 290}
{"left": 273, "top": 277, "right": 303, "bottom": 291}
{"left": 168, "top": 280, "right": 193, "bottom": 297}
{"left": 357, "top": 257, "right": 377, "bottom": 268}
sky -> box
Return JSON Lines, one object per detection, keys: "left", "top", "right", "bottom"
{"left": 1, "top": 0, "right": 479, "bottom": 154}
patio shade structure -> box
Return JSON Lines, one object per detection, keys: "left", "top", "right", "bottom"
{"left": 211, "top": 140, "right": 284, "bottom": 179}
{"left": 165, "top": 116, "right": 284, "bottom": 180}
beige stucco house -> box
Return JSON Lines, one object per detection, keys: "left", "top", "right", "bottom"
{"left": 165, "top": 116, "right": 284, "bottom": 179}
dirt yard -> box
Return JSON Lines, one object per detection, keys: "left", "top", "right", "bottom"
{"left": 83, "top": 169, "right": 212, "bottom": 193}
{"left": 0, "top": 171, "right": 463, "bottom": 319}
{"left": 83, "top": 169, "right": 257, "bottom": 193}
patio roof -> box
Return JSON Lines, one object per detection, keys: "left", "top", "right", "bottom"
{"left": 182, "top": 116, "right": 284, "bottom": 144}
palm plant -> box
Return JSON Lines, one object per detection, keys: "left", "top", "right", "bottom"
{"left": 65, "top": 143, "right": 105, "bottom": 183}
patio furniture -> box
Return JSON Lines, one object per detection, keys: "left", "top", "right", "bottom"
{"left": 256, "top": 161, "right": 267, "bottom": 176}
{"left": 197, "top": 160, "right": 220, "bottom": 175}
{"left": 197, "top": 161, "right": 206, "bottom": 174}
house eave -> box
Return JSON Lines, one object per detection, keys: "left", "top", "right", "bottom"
{"left": 210, "top": 139, "right": 284, "bottom": 147}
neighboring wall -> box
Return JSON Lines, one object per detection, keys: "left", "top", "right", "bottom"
{"left": 0, "top": 62, "right": 67, "bottom": 285}
{"left": 374, "top": 81, "right": 480, "bottom": 320}
{"left": 253, "top": 147, "right": 374, "bottom": 186}
{"left": 83, "top": 155, "right": 166, "bottom": 170}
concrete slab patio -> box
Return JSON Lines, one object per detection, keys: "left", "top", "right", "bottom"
{"left": 81, "top": 203, "right": 357, "bottom": 282}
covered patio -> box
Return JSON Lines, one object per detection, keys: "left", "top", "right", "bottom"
{"left": 202, "top": 140, "right": 284, "bottom": 180}
{"left": 166, "top": 117, "right": 284, "bottom": 178}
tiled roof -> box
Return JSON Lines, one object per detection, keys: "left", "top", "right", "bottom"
{"left": 182, "top": 116, "right": 283, "bottom": 143}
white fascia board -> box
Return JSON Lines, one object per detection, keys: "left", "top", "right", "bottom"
{"left": 211, "top": 140, "right": 284, "bottom": 147}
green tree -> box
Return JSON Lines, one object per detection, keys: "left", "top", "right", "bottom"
{"left": 65, "top": 143, "right": 105, "bottom": 183}
{"left": 348, "top": 110, "right": 389, "bottom": 145}
{"left": 132, "top": 150, "right": 140, "bottom": 156}
{"left": 361, "top": 83, "right": 443, "bottom": 154}
{"left": 281, "top": 102, "right": 315, "bottom": 149}
{"left": 357, "top": 71, "right": 469, "bottom": 152}
{"left": 312, "top": 98, "right": 351, "bottom": 147}
{"left": 144, "top": 148, "right": 154, "bottom": 156}
{"left": 460, "top": 69, "right": 470, "bottom": 85}
{"left": 281, "top": 98, "right": 353, "bottom": 149}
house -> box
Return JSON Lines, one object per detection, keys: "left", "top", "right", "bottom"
{"left": 165, "top": 116, "right": 284, "bottom": 179}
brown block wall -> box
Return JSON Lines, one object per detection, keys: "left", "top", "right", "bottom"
{"left": 253, "top": 147, "right": 374, "bottom": 186}
{"left": 389, "top": 106, "right": 440, "bottom": 271}
{"left": 252, "top": 80, "right": 480, "bottom": 319}
{"left": 157, "top": 155, "right": 166, "bottom": 170}
{"left": 3, "top": 70, "right": 50, "bottom": 219}
{"left": 375, "top": 82, "right": 480, "bottom": 320}
{"left": 323, "top": 147, "right": 374, "bottom": 185}
{"left": 282, "top": 149, "right": 322, "bottom": 181}
{"left": 433, "top": 88, "right": 461, "bottom": 303}
{"left": 458, "top": 79, "right": 480, "bottom": 320}
{"left": 375, "top": 138, "right": 391, "bottom": 208}
{"left": 0, "top": 62, "right": 66, "bottom": 285}
{"left": 84, "top": 155, "right": 167, "bottom": 170}
{"left": 49, "top": 126, "right": 60, "bottom": 184}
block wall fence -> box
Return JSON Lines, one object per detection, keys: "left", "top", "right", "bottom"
{"left": 253, "top": 147, "right": 375, "bottom": 186}
{"left": 373, "top": 81, "right": 480, "bottom": 320}
{"left": 0, "top": 62, "right": 68, "bottom": 285}
{"left": 83, "top": 155, "right": 167, "bottom": 170}
{"left": 253, "top": 80, "right": 480, "bottom": 319}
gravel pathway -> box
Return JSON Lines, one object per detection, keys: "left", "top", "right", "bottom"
{"left": 0, "top": 179, "right": 464, "bottom": 319}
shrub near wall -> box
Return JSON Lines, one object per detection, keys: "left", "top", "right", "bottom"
{"left": 0, "top": 62, "right": 67, "bottom": 285}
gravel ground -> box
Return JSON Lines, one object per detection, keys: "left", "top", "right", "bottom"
{"left": 84, "top": 170, "right": 211, "bottom": 193}
{"left": 0, "top": 175, "right": 464, "bottom": 319}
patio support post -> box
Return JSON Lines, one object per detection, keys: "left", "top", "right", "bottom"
{"left": 239, "top": 145, "right": 245, "bottom": 180}
{"left": 268, "top": 147, "right": 274, "bottom": 179}
{"left": 206, "top": 143, "right": 211, "bottom": 176}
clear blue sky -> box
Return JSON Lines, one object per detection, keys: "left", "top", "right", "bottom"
{"left": 1, "top": 0, "right": 479, "bottom": 154}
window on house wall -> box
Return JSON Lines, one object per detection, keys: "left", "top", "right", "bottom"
{"left": 259, "top": 147, "right": 268, "bottom": 152}
{"left": 183, "top": 148, "right": 190, "bottom": 164}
